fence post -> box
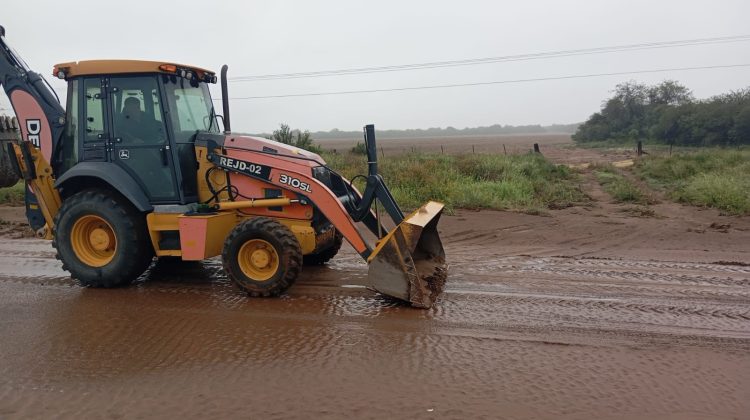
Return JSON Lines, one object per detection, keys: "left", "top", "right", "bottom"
{"left": 533, "top": 143, "right": 541, "bottom": 154}
{"left": 380, "top": 146, "right": 385, "bottom": 159}
{"left": 440, "top": 145, "right": 444, "bottom": 154}
{"left": 503, "top": 144, "right": 507, "bottom": 155}
{"left": 637, "top": 141, "right": 643, "bottom": 157}
{"left": 472, "top": 145, "right": 475, "bottom": 154}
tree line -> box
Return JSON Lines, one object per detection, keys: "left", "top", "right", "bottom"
{"left": 573, "top": 80, "right": 750, "bottom": 146}
{"left": 256, "top": 123, "right": 578, "bottom": 140}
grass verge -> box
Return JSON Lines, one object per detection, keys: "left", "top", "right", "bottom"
{"left": 593, "top": 164, "right": 653, "bottom": 204}
{"left": 635, "top": 149, "right": 750, "bottom": 215}
{"left": 0, "top": 182, "right": 24, "bottom": 206}
{"left": 322, "top": 151, "right": 587, "bottom": 213}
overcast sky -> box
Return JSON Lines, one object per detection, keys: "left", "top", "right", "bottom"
{"left": 2, "top": 0, "right": 749, "bottom": 132}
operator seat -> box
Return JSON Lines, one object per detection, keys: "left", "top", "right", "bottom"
{"left": 118, "top": 97, "right": 147, "bottom": 144}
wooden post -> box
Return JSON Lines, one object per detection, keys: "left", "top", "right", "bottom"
{"left": 472, "top": 145, "right": 475, "bottom": 154}
{"left": 533, "top": 143, "right": 540, "bottom": 154}
{"left": 380, "top": 146, "right": 385, "bottom": 158}
{"left": 637, "top": 141, "right": 643, "bottom": 157}
{"left": 503, "top": 144, "right": 507, "bottom": 155}
{"left": 669, "top": 144, "right": 673, "bottom": 157}
{"left": 441, "top": 145, "right": 444, "bottom": 154}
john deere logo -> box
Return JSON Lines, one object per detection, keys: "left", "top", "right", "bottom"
{"left": 119, "top": 149, "right": 130, "bottom": 160}
{"left": 26, "top": 119, "right": 41, "bottom": 147}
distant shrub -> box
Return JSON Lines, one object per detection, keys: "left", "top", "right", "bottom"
{"left": 350, "top": 142, "right": 367, "bottom": 155}
{"left": 270, "top": 124, "right": 322, "bottom": 154}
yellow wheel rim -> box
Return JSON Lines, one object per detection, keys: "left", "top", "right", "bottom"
{"left": 70, "top": 215, "right": 117, "bottom": 267}
{"left": 237, "top": 239, "right": 279, "bottom": 281}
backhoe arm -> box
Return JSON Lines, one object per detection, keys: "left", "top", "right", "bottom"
{"left": 0, "top": 25, "right": 65, "bottom": 231}
{"left": 7, "top": 141, "right": 61, "bottom": 238}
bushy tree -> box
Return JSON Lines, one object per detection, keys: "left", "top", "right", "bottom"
{"left": 270, "top": 123, "right": 322, "bottom": 153}
{"left": 573, "top": 81, "right": 750, "bottom": 146}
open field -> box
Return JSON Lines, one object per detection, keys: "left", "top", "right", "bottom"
{"left": 317, "top": 133, "right": 573, "bottom": 155}
{"left": 1, "top": 136, "right": 748, "bottom": 418}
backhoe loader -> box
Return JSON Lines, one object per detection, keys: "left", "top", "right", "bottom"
{"left": 0, "top": 25, "right": 447, "bottom": 308}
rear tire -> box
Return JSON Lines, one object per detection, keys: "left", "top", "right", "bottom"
{"left": 303, "top": 232, "right": 343, "bottom": 266}
{"left": 53, "top": 189, "right": 154, "bottom": 287}
{"left": 222, "top": 217, "right": 302, "bottom": 297}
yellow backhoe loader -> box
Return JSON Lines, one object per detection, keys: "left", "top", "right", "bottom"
{"left": 0, "top": 25, "right": 447, "bottom": 308}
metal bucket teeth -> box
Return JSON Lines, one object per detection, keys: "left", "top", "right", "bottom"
{"left": 366, "top": 201, "right": 447, "bottom": 308}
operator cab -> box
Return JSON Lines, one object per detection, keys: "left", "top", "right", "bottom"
{"left": 53, "top": 60, "right": 219, "bottom": 204}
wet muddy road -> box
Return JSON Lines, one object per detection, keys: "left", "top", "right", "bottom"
{"left": 1, "top": 236, "right": 748, "bottom": 419}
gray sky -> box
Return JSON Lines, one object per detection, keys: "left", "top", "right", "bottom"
{"left": 2, "top": 0, "right": 750, "bottom": 132}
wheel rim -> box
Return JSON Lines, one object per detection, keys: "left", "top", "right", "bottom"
{"left": 237, "top": 239, "right": 279, "bottom": 281}
{"left": 70, "top": 215, "right": 117, "bottom": 267}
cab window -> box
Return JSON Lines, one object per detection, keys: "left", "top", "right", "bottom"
{"left": 83, "top": 78, "right": 105, "bottom": 142}
{"left": 162, "top": 75, "right": 218, "bottom": 143}
{"left": 58, "top": 79, "right": 79, "bottom": 173}
{"left": 110, "top": 76, "right": 167, "bottom": 146}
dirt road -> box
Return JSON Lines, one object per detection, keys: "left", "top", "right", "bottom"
{"left": 1, "top": 141, "right": 749, "bottom": 418}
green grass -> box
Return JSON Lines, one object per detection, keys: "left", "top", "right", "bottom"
{"left": 0, "top": 182, "right": 24, "bottom": 206}
{"left": 576, "top": 139, "right": 644, "bottom": 149}
{"left": 593, "top": 164, "right": 652, "bottom": 204}
{"left": 322, "top": 151, "right": 587, "bottom": 213}
{"left": 577, "top": 139, "right": 748, "bottom": 156}
{"left": 636, "top": 149, "right": 750, "bottom": 215}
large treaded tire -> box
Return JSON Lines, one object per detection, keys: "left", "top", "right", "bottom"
{"left": 53, "top": 189, "right": 154, "bottom": 287}
{"left": 222, "top": 217, "right": 302, "bottom": 297}
{"left": 303, "top": 232, "right": 343, "bottom": 266}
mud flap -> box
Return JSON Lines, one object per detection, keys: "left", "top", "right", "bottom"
{"left": 366, "top": 201, "right": 447, "bottom": 308}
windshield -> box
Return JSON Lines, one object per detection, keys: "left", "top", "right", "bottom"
{"left": 162, "top": 75, "right": 218, "bottom": 143}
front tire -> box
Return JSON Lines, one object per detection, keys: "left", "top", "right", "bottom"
{"left": 222, "top": 217, "right": 302, "bottom": 297}
{"left": 53, "top": 189, "right": 153, "bottom": 287}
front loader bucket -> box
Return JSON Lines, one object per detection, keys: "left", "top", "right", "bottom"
{"left": 367, "top": 201, "right": 447, "bottom": 308}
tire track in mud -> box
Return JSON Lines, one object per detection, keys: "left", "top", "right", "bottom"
{"left": 555, "top": 258, "right": 750, "bottom": 274}
{"left": 476, "top": 265, "right": 750, "bottom": 287}
{"left": 453, "top": 256, "right": 750, "bottom": 287}
{"left": 450, "top": 277, "right": 750, "bottom": 305}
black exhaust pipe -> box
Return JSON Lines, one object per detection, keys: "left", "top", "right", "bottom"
{"left": 364, "top": 124, "right": 378, "bottom": 176}
{"left": 220, "top": 64, "right": 231, "bottom": 134}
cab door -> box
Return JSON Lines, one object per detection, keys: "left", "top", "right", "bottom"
{"left": 79, "top": 77, "right": 109, "bottom": 163}
{"left": 107, "top": 75, "right": 179, "bottom": 202}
